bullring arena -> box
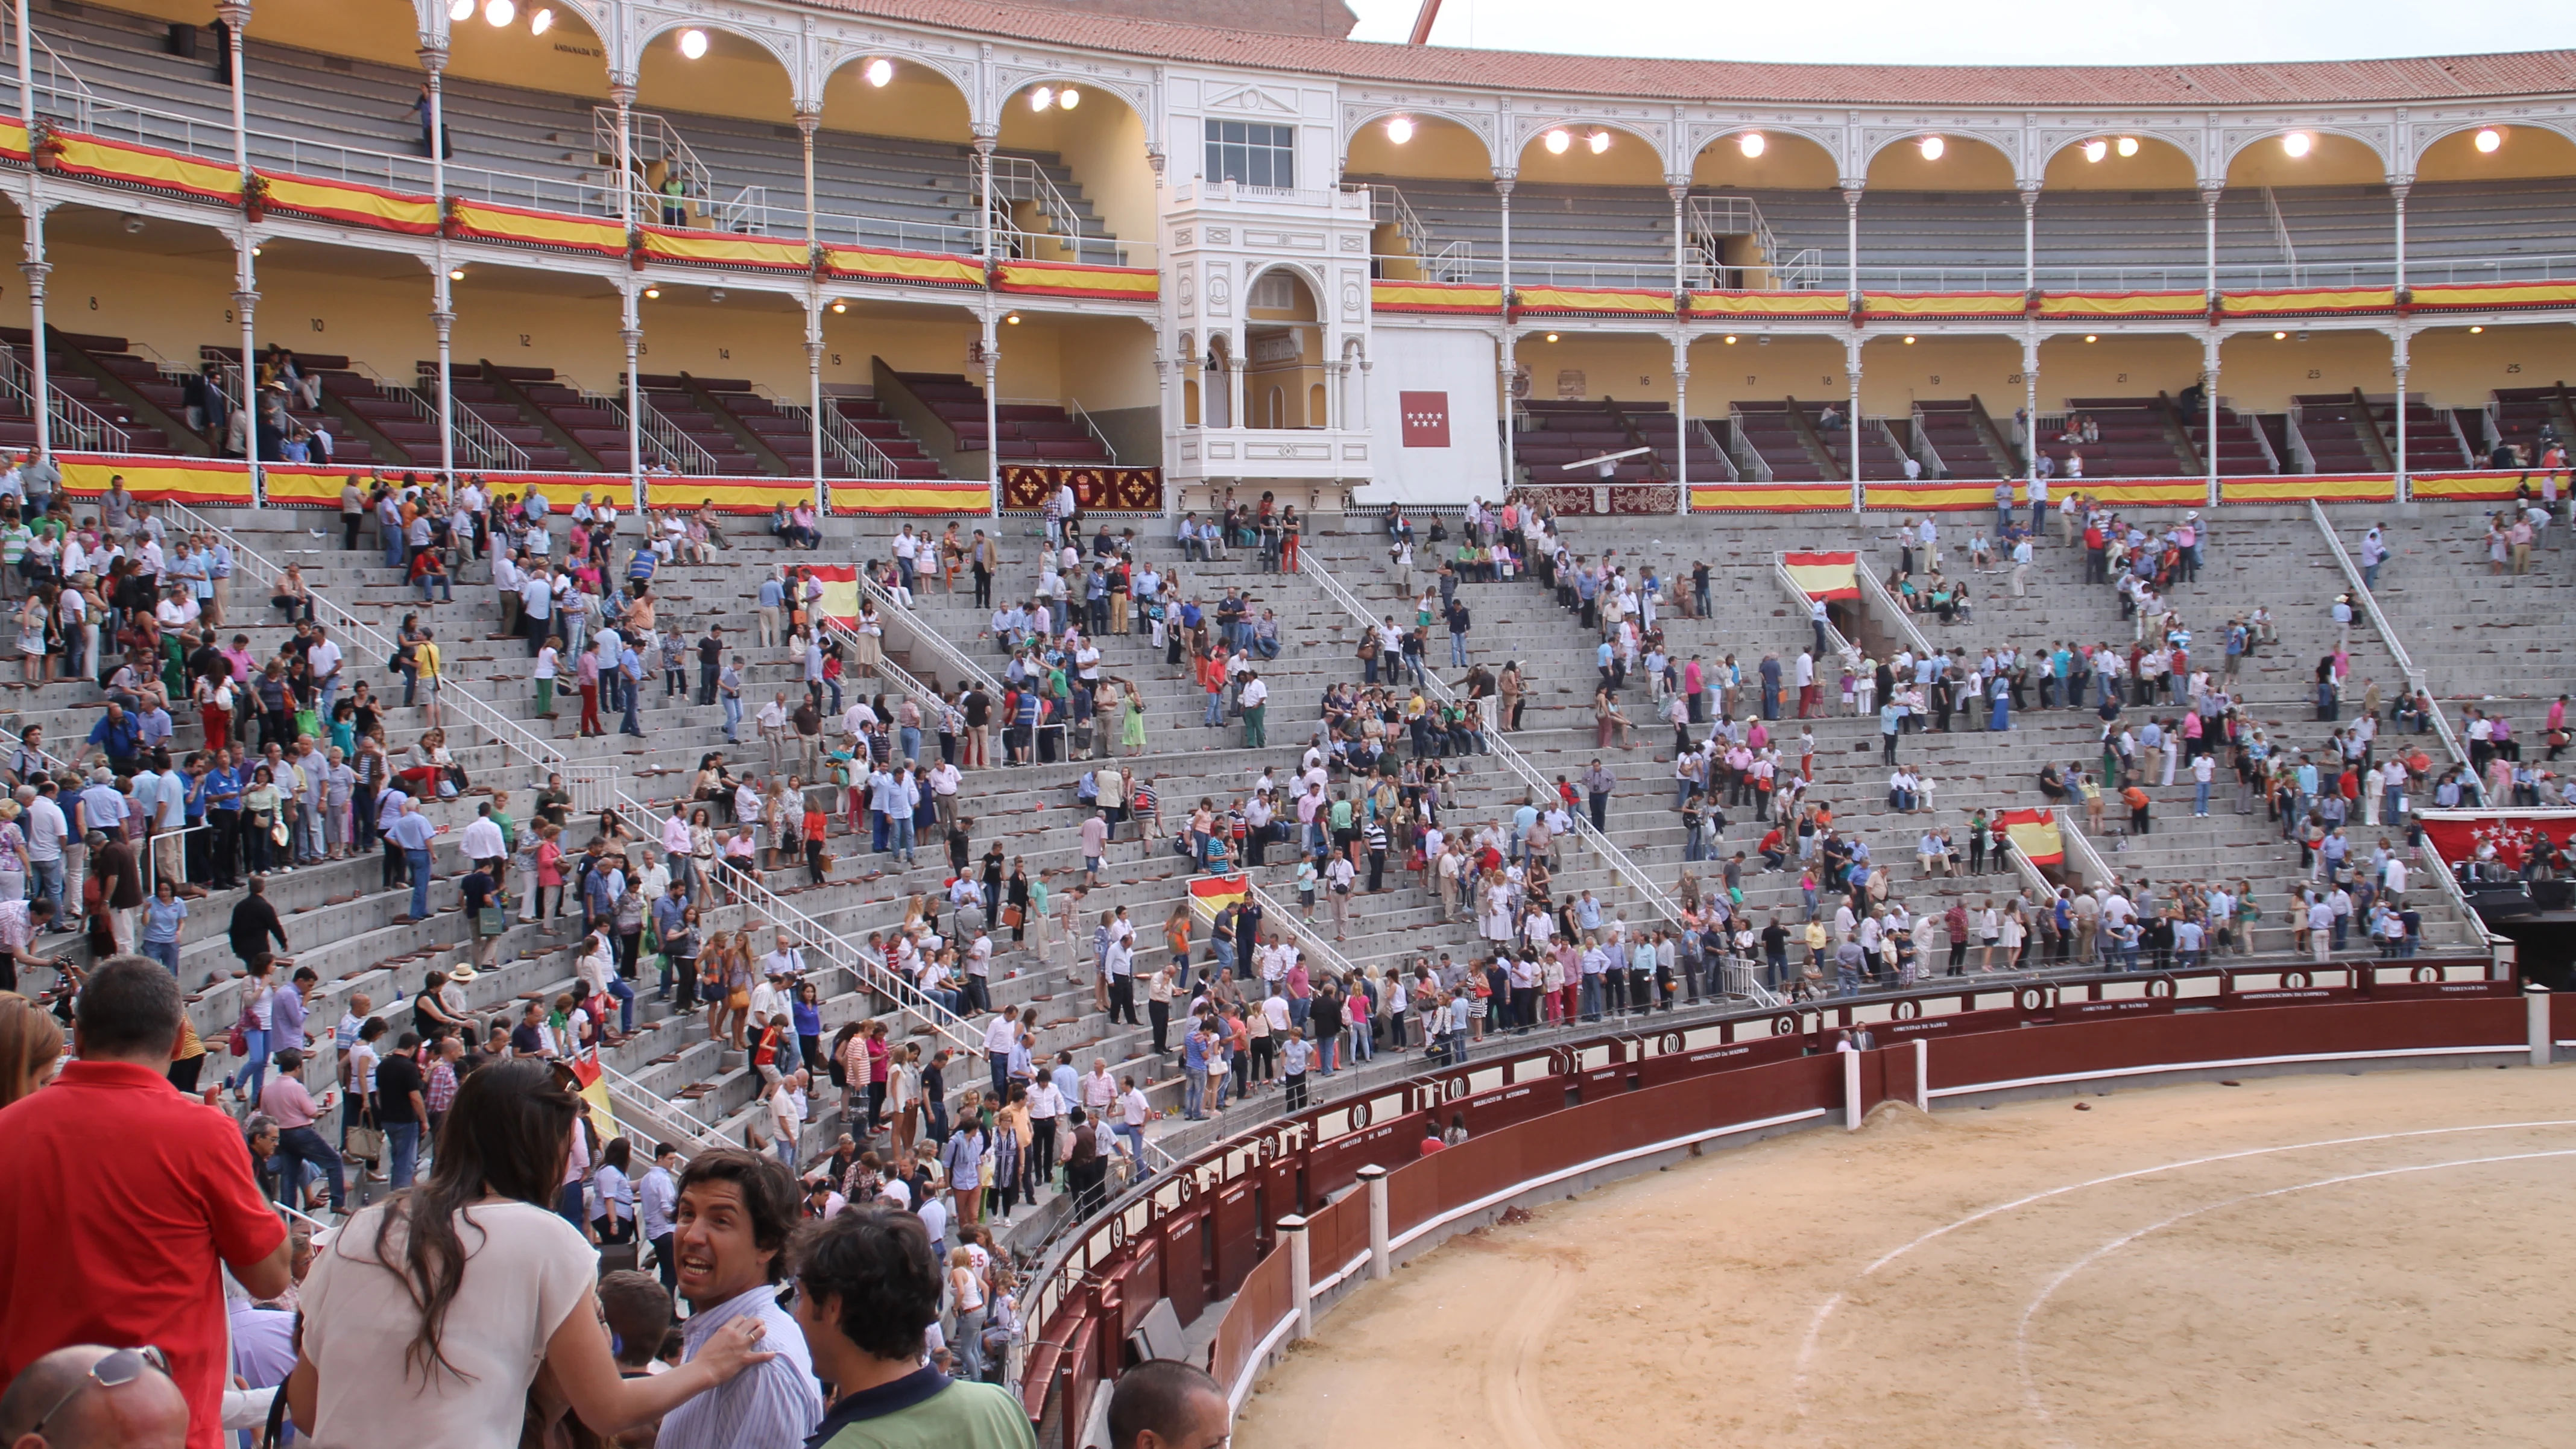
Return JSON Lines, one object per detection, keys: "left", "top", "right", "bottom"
{"left": 1238, "top": 1068, "right": 2576, "bottom": 1448}
{"left": 3, "top": 0, "right": 2576, "bottom": 1446}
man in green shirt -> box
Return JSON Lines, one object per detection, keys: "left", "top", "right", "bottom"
{"left": 792, "top": 1207, "right": 1035, "bottom": 1448}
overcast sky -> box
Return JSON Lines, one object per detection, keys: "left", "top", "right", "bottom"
{"left": 1343, "top": 0, "right": 2576, "bottom": 66}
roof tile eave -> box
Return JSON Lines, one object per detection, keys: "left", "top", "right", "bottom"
{"left": 806, "top": 0, "right": 2576, "bottom": 109}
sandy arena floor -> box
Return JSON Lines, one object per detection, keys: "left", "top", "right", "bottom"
{"left": 1236, "top": 1067, "right": 2576, "bottom": 1448}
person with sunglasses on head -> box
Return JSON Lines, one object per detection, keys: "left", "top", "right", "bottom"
{"left": 0, "top": 1342, "right": 188, "bottom": 1448}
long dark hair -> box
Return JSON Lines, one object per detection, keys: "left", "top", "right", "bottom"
{"left": 370, "top": 1058, "right": 577, "bottom": 1383}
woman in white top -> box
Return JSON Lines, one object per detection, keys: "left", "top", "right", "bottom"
{"left": 287, "top": 1060, "right": 770, "bottom": 1447}
{"left": 949, "top": 1245, "right": 991, "bottom": 1381}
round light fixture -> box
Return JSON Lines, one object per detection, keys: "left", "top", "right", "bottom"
{"left": 529, "top": 7, "right": 553, "bottom": 35}
{"left": 1919, "top": 134, "right": 1945, "bottom": 160}
{"left": 1386, "top": 116, "right": 1414, "bottom": 145}
{"left": 1544, "top": 332, "right": 1560, "bottom": 343}
{"left": 1006, "top": 313, "right": 1022, "bottom": 324}
{"left": 2469, "top": 324, "right": 2485, "bottom": 333}
{"left": 1587, "top": 130, "right": 1611, "bottom": 155}
{"left": 1738, "top": 132, "right": 1765, "bottom": 158}
{"left": 1903, "top": 335, "right": 1916, "bottom": 344}
{"left": 1030, "top": 86, "right": 1053, "bottom": 112}
{"left": 1544, "top": 128, "right": 1571, "bottom": 155}
{"left": 448, "top": 0, "right": 473, "bottom": 20}
{"left": 831, "top": 299, "right": 847, "bottom": 314}
{"left": 677, "top": 28, "right": 709, "bottom": 59}
{"left": 2082, "top": 140, "right": 2107, "bottom": 163}
{"left": 449, "top": 267, "right": 466, "bottom": 281}
{"left": 2475, "top": 127, "right": 2503, "bottom": 154}
{"left": 2116, "top": 136, "right": 2139, "bottom": 157}
{"left": 643, "top": 286, "right": 659, "bottom": 298}
{"left": 1058, "top": 87, "right": 1080, "bottom": 110}
{"left": 2273, "top": 330, "right": 2288, "bottom": 340}
{"left": 2281, "top": 131, "right": 2311, "bottom": 158}
{"left": 863, "top": 57, "right": 893, "bottom": 87}
{"left": 1723, "top": 335, "right": 1738, "bottom": 344}
{"left": 249, "top": 245, "right": 262, "bottom": 257}
{"left": 482, "top": 0, "right": 513, "bottom": 27}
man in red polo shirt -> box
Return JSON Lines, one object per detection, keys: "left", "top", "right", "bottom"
{"left": 0, "top": 956, "right": 291, "bottom": 1449}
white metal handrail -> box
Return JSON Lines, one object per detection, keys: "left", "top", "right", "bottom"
{"left": 849, "top": 567, "right": 1004, "bottom": 694}
{"left": 1298, "top": 551, "right": 1700, "bottom": 948}
{"left": 1239, "top": 876, "right": 1365, "bottom": 984}
{"left": 343, "top": 360, "right": 525, "bottom": 472}
{"left": 1852, "top": 552, "right": 1936, "bottom": 660}
{"left": 1690, "top": 419, "right": 1738, "bottom": 482}
{"left": 1772, "top": 553, "right": 1853, "bottom": 658}
{"left": 621, "top": 388, "right": 718, "bottom": 476}
{"left": 990, "top": 155, "right": 1117, "bottom": 266}
{"left": 2306, "top": 499, "right": 2469, "bottom": 770}
{"left": 175, "top": 499, "right": 984, "bottom": 1056}
{"left": 1066, "top": 399, "right": 1119, "bottom": 466}
{"left": 780, "top": 390, "right": 897, "bottom": 481}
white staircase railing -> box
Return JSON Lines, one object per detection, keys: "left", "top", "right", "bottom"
{"left": 616, "top": 386, "right": 718, "bottom": 476}
{"left": 160, "top": 503, "right": 982, "bottom": 1061}
{"left": 1299, "top": 552, "right": 1763, "bottom": 1001}
{"left": 2262, "top": 186, "right": 2301, "bottom": 284}
{"left": 848, "top": 567, "right": 1006, "bottom": 694}
{"left": 1852, "top": 552, "right": 1936, "bottom": 658}
{"left": 766, "top": 388, "right": 895, "bottom": 480}
{"left": 1364, "top": 182, "right": 1475, "bottom": 285}
{"left": 1067, "top": 398, "right": 1120, "bottom": 466}
{"left": 0, "top": 339, "right": 133, "bottom": 452}
{"left": 1772, "top": 552, "right": 1852, "bottom": 657}
{"left": 1907, "top": 403, "right": 1950, "bottom": 480}
{"left": 990, "top": 155, "right": 1113, "bottom": 265}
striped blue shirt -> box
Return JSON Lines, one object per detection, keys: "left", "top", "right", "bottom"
{"left": 660, "top": 1283, "right": 823, "bottom": 1449}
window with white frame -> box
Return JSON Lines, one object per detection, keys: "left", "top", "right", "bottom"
{"left": 1205, "top": 121, "right": 1295, "bottom": 191}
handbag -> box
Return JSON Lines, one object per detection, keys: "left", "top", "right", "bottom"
{"left": 1002, "top": 903, "right": 1024, "bottom": 929}
{"left": 477, "top": 906, "right": 508, "bottom": 937}
{"left": 346, "top": 1122, "right": 385, "bottom": 1161}
{"left": 270, "top": 815, "right": 291, "bottom": 847}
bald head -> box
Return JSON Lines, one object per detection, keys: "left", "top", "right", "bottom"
{"left": 0, "top": 1345, "right": 189, "bottom": 1449}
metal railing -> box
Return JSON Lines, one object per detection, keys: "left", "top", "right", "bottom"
{"left": 594, "top": 1059, "right": 732, "bottom": 1154}
{"left": 345, "top": 359, "right": 525, "bottom": 472}
{"left": 1365, "top": 183, "right": 1476, "bottom": 285}
{"left": 1690, "top": 419, "right": 1737, "bottom": 482}
{"left": 990, "top": 156, "right": 1127, "bottom": 267}
{"left": 1240, "top": 876, "right": 1366, "bottom": 984}
{"left": 0, "top": 339, "right": 133, "bottom": 452}
{"left": 2306, "top": 499, "right": 2468, "bottom": 769}
{"left": 624, "top": 388, "right": 719, "bottom": 476}
{"left": 600, "top": 106, "right": 713, "bottom": 227}
{"left": 163, "top": 502, "right": 980, "bottom": 1055}
{"left": 1066, "top": 399, "right": 1120, "bottom": 467}
{"left": 1772, "top": 553, "right": 1852, "bottom": 658}
{"left": 848, "top": 566, "right": 1005, "bottom": 694}
{"left": 1907, "top": 404, "right": 1951, "bottom": 481}
{"left": 1297, "top": 552, "right": 1732, "bottom": 983}
{"left": 1853, "top": 553, "right": 1936, "bottom": 660}
{"left": 2263, "top": 186, "right": 2301, "bottom": 280}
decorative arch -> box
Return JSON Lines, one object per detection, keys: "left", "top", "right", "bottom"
{"left": 1688, "top": 124, "right": 1841, "bottom": 190}
{"left": 990, "top": 66, "right": 1153, "bottom": 135}
{"left": 2220, "top": 123, "right": 2393, "bottom": 174}
{"left": 1244, "top": 261, "right": 1325, "bottom": 320}
{"left": 1509, "top": 117, "right": 1671, "bottom": 188}
{"left": 2409, "top": 116, "right": 2576, "bottom": 179}
{"left": 631, "top": 16, "right": 804, "bottom": 107}
{"left": 1860, "top": 127, "right": 2019, "bottom": 188}
{"left": 1341, "top": 104, "right": 1498, "bottom": 172}
{"left": 2035, "top": 129, "right": 2202, "bottom": 191}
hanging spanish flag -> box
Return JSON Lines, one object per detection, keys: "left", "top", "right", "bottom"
{"left": 1780, "top": 551, "right": 1858, "bottom": 601}
{"left": 781, "top": 563, "right": 861, "bottom": 626}
{"left": 1997, "top": 809, "right": 2065, "bottom": 867}
{"left": 1190, "top": 872, "right": 1249, "bottom": 924}
{"left": 563, "top": 1058, "right": 623, "bottom": 1144}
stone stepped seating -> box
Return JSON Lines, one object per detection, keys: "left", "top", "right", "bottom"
{"left": 830, "top": 397, "right": 950, "bottom": 479}
{"left": 2336, "top": 504, "right": 2576, "bottom": 709}
{"left": 2051, "top": 398, "right": 2190, "bottom": 478}
{"left": 2292, "top": 395, "right": 2385, "bottom": 474}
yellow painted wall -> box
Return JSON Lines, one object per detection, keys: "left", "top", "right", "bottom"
{"left": 1679, "top": 335, "right": 1846, "bottom": 413}
{"left": 2040, "top": 138, "right": 2200, "bottom": 191}
{"left": 818, "top": 63, "right": 973, "bottom": 144}
{"left": 2224, "top": 131, "right": 2386, "bottom": 188}
{"left": 1000, "top": 96, "right": 1160, "bottom": 254}
{"left": 1690, "top": 134, "right": 1840, "bottom": 191}
{"left": 2416, "top": 125, "right": 2576, "bottom": 183}
{"left": 1522, "top": 333, "right": 1674, "bottom": 406}
{"left": 2031, "top": 334, "right": 2205, "bottom": 406}
{"left": 1513, "top": 128, "right": 1665, "bottom": 188}
{"left": 1346, "top": 117, "right": 1492, "bottom": 183}
{"left": 636, "top": 28, "right": 795, "bottom": 121}
{"left": 1867, "top": 136, "right": 2016, "bottom": 191}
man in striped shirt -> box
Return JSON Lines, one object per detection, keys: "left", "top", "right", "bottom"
{"left": 661, "top": 1151, "right": 822, "bottom": 1449}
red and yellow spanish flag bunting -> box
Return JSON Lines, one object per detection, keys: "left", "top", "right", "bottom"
{"left": 2036, "top": 290, "right": 2208, "bottom": 320}
{"left": 1690, "top": 482, "right": 1851, "bottom": 512}
{"left": 0, "top": 118, "right": 29, "bottom": 163}
{"left": 643, "top": 475, "right": 812, "bottom": 515}
{"left": 47, "top": 131, "right": 241, "bottom": 204}
{"left": 821, "top": 244, "right": 988, "bottom": 289}
{"left": 1863, "top": 292, "right": 2022, "bottom": 320}
{"left": 827, "top": 481, "right": 991, "bottom": 516}
{"left": 1190, "top": 872, "right": 1250, "bottom": 924}
{"left": 1780, "top": 551, "right": 1859, "bottom": 600}
{"left": 2221, "top": 286, "right": 2398, "bottom": 320}
{"left": 54, "top": 453, "right": 253, "bottom": 505}
{"left": 257, "top": 171, "right": 440, "bottom": 235}
{"left": 2074, "top": 479, "right": 2208, "bottom": 507}
{"left": 1688, "top": 291, "right": 1849, "bottom": 320}
{"left": 780, "top": 563, "right": 860, "bottom": 625}
{"left": 1512, "top": 285, "right": 1675, "bottom": 317}
{"left": 565, "top": 1058, "right": 622, "bottom": 1143}
{"left": 1863, "top": 480, "right": 1993, "bottom": 512}
{"left": 994, "top": 259, "right": 1159, "bottom": 301}
{"left": 2220, "top": 474, "right": 2397, "bottom": 505}
{"left": 639, "top": 226, "right": 815, "bottom": 273}
{"left": 2405, "top": 280, "right": 2576, "bottom": 314}
{"left": 448, "top": 200, "right": 630, "bottom": 258}
{"left": 1371, "top": 280, "right": 1505, "bottom": 314}
{"left": 1997, "top": 808, "right": 2064, "bottom": 867}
